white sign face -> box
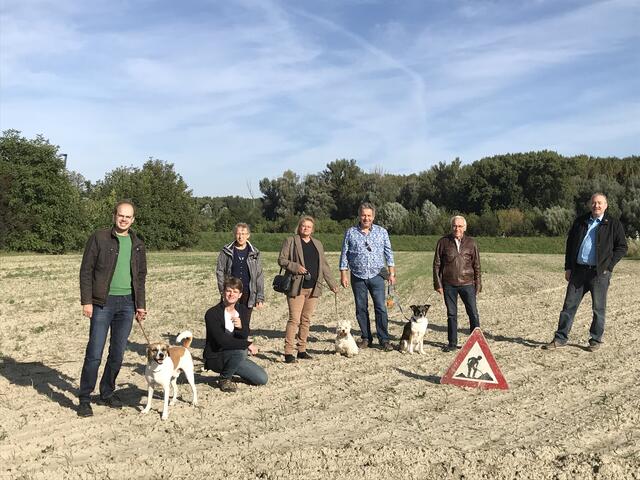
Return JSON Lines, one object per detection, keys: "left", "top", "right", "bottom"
{"left": 451, "top": 341, "right": 498, "bottom": 384}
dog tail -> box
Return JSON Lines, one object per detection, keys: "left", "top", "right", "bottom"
{"left": 176, "top": 330, "right": 193, "bottom": 348}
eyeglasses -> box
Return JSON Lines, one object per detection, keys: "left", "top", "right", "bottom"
{"left": 364, "top": 241, "right": 372, "bottom": 252}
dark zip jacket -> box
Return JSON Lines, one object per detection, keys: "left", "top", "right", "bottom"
{"left": 79, "top": 227, "right": 147, "bottom": 309}
{"left": 564, "top": 210, "right": 627, "bottom": 276}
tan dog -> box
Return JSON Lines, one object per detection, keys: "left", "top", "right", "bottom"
{"left": 142, "top": 331, "right": 197, "bottom": 420}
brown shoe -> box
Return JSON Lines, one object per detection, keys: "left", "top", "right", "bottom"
{"left": 284, "top": 354, "right": 297, "bottom": 363}
{"left": 219, "top": 378, "right": 237, "bottom": 393}
{"left": 357, "top": 338, "right": 372, "bottom": 349}
{"left": 542, "top": 340, "right": 566, "bottom": 350}
{"left": 381, "top": 342, "right": 394, "bottom": 352}
{"left": 587, "top": 340, "right": 601, "bottom": 352}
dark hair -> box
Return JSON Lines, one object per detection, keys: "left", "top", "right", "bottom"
{"left": 223, "top": 276, "right": 243, "bottom": 293}
{"left": 113, "top": 200, "right": 136, "bottom": 216}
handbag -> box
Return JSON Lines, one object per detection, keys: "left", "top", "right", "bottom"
{"left": 272, "top": 238, "right": 295, "bottom": 294}
{"left": 272, "top": 270, "right": 292, "bottom": 293}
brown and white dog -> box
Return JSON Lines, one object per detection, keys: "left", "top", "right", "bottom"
{"left": 335, "top": 319, "right": 359, "bottom": 357}
{"left": 142, "top": 330, "right": 198, "bottom": 420}
{"left": 399, "top": 304, "right": 430, "bottom": 354}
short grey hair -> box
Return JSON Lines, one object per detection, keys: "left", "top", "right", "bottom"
{"left": 233, "top": 222, "right": 250, "bottom": 233}
{"left": 358, "top": 202, "right": 376, "bottom": 216}
{"left": 450, "top": 215, "right": 467, "bottom": 227}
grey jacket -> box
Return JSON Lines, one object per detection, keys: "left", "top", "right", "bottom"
{"left": 216, "top": 241, "right": 264, "bottom": 307}
{"left": 277, "top": 235, "right": 338, "bottom": 298}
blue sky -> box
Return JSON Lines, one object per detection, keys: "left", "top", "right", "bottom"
{"left": 1, "top": 0, "right": 638, "bottom": 196}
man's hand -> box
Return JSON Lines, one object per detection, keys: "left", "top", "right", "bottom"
{"left": 136, "top": 309, "right": 147, "bottom": 323}
{"left": 340, "top": 270, "right": 349, "bottom": 288}
{"left": 436, "top": 288, "right": 443, "bottom": 295}
{"left": 564, "top": 270, "right": 571, "bottom": 282}
{"left": 255, "top": 302, "right": 264, "bottom": 309}
{"left": 388, "top": 274, "right": 397, "bottom": 286}
{"left": 248, "top": 343, "right": 258, "bottom": 355}
{"left": 82, "top": 304, "right": 93, "bottom": 318}
{"left": 331, "top": 286, "right": 339, "bottom": 294}
{"left": 231, "top": 315, "right": 242, "bottom": 329}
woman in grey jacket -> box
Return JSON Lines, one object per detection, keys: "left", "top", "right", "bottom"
{"left": 215, "top": 223, "right": 265, "bottom": 320}
{"left": 278, "top": 216, "right": 339, "bottom": 363}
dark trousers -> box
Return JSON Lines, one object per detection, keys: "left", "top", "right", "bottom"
{"left": 79, "top": 295, "right": 135, "bottom": 403}
{"left": 239, "top": 291, "right": 253, "bottom": 321}
{"left": 443, "top": 284, "right": 480, "bottom": 347}
{"left": 554, "top": 266, "right": 610, "bottom": 344}
{"left": 351, "top": 273, "right": 389, "bottom": 344}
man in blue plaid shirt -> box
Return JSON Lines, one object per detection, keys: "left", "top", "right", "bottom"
{"left": 340, "top": 202, "right": 396, "bottom": 351}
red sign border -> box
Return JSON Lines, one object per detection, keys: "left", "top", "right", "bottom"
{"left": 440, "top": 328, "right": 509, "bottom": 390}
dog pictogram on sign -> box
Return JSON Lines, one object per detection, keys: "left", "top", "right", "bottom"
{"left": 440, "top": 328, "right": 508, "bottom": 390}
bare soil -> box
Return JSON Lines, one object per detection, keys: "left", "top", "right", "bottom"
{"left": 1, "top": 252, "right": 639, "bottom": 479}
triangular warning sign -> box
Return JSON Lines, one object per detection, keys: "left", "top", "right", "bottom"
{"left": 440, "top": 328, "right": 508, "bottom": 390}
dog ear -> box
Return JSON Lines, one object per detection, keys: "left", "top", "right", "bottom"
{"left": 409, "top": 305, "right": 416, "bottom": 309}
{"left": 425, "top": 304, "right": 431, "bottom": 311}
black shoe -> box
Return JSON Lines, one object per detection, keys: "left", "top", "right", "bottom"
{"left": 381, "top": 342, "right": 394, "bottom": 352}
{"left": 441, "top": 345, "right": 460, "bottom": 352}
{"left": 542, "top": 340, "right": 566, "bottom": 350}
{"left": 219, "top": 378, "right": 237, "bottom": 392}
{"left": 284, "top": 354, "right": 297, "bottom": 364}
{"left": 98, "top": 394, "right": 123, "bottom": 409}
{"left": 297, "top": 351, "right": 312, "bottom": 360}
{"left": 356, "top": 338, "right": 372, "bottom": 349}
{"left": 77, "top": 402, "right": 93, "bottom": 417}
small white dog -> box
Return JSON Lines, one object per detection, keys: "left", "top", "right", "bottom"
{"left": 399, "top": 304, "right": 431, "bottom": 354}
{"left": 142, "top": 330, "right": 198, "bottom": 420}
{"left": 335, "top": 319, "right": 359, "bottom": 357}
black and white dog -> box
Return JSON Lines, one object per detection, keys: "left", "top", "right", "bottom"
{"left": 399, "top": 304, "right": 430, "bottom": 354}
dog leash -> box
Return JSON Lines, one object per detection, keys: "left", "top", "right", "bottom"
{"left": 387, "top": 283, "right": 436, "bottom": 321}
{"left": 136, "top": 317, "right": 152, "bottom": 345}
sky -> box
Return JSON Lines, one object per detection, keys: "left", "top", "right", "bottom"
{"left": 1, "top": 0, "right": 639, "bottom": 197}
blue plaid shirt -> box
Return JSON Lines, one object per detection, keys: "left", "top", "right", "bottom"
{"left": 339, "top": 224, "right": 395, "bottom": 280}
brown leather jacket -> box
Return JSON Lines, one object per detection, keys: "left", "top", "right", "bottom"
{"left": 433, "top": 234, "right": 481, "bottom": 291}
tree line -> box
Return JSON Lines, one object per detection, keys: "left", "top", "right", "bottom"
{"left": 1, "top": 129, "right": 638, "bottom": 253}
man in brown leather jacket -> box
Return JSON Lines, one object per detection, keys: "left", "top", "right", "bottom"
{"left": 433, "top": 215, "right": 481, "bottom": 352}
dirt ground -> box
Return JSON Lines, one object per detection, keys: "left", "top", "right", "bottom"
{"left": 1, "top": 251, "right": 639, "bottom": 479}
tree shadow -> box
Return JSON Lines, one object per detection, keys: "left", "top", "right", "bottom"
{"left": 395, "top": 367, "right": 441, "bottom": 385}
{"left": 0, "top": 355, "right": 78, "bottom": 411}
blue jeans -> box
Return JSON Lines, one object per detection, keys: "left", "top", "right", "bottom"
{"left": 221, "top": 349, "right": 268, "bottom": 385}
{"left": 351, "top": 273, "right": 389, "bottom": 344}
{"left": 79, "top": 295, "right": 135, "bottom": 403}
{"left": 443, "top": 284, "right": 480, "bottom": 347}
{"left": 554, "top": 266, "right": 610, "bottom": 344}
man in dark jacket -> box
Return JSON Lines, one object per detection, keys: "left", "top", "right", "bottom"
{"left": 77, "top": 200, "right": 147, "bottom": 417}
{"left": 544, "top": 193, "right": 627, "bottom": 352}
{"left": 433, "top": 215, "right": 482, "bottom": 352}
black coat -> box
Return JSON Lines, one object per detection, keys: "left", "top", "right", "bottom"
{"left": 79, "top": 227, "right": 147, "bottom": 308}
{"left": 203, "top": 302, "right": 251, "bottom": 371}
{"left": 564, "top": 210, "right": 627, "bottom": 276}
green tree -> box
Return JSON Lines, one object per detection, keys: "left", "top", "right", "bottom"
{"left": 322, "top": 159, "right": 364, "bottom": 220}
{"left": 0, "top": 130, "right": 87, "bottom": 252}
{"left": 543, "top": 206, "right": 574, "bottom": 236}
{"left": 377, "top": 202, "right": 408, "bottom": 234}
{"left": 90, "top": 159, "right": 199, "bottom": 249}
